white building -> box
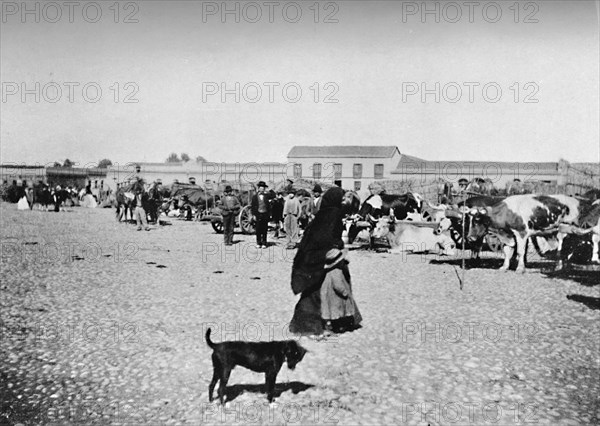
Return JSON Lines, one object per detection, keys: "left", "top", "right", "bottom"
{"left": 287, "top": 146, "right": 402, "bottom": 198}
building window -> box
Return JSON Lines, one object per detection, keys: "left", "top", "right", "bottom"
{"left": 353, "top": 163, "right": 363, "bottom": 179}
{"left": 313, "top": 163, "right": 322, "bottom": 180}
{"left": 293, "top": 164, "right": 302, "bottom": 178}
{"left": 333, "top": 163, "right": 342, "bottom": 180}
{"left": 374, "top": 164, "right": 384, "bottom": 179}
{"left": 354, "top": 181, "right": 361, "bottom": 191}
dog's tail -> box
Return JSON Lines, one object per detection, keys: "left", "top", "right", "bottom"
{"left": 205, "top": 328, "right": 215, "bottom": 348}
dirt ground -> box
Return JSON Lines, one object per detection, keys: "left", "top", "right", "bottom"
{"left": 1, "top": 203, "right": 599, "bottom": 425}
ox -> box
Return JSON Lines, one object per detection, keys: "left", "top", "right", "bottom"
{"left": 358, "top": 192, "right": 422, "bottom": 221}
{"left": 32, "top": 184, "right": 53, "bottom": 211}
{"left": 421, "top": 201, "right": 448, "bottom": 222}
{"left": 372, "top": 216, "right": 456, "bottom": 256}
{"left": 465, "top": 194, "right": 588, "bottom": 273}
{"left": 346, "top": 192, "right": 422, "bottom": 245}
{"left": 556, "top": 201, "right": 600, "bottom": 267}
{"left": 435, "top": 196, "right": 506, "bottom": 259}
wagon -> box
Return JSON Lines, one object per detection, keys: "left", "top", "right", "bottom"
{"left": 209, "top": 178, "right": 326, "bottom": 235}
{"left": 169, "top": 182, "right": 217, "bottom": 220}
{"left": 206, "top": 181, "right": 256, "bottom": 234}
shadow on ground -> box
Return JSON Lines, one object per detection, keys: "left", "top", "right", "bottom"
{"left": 566, "top": 294, "right": 600, "bottom": 310}
{"left": 224, "top": 381, "right": 314, "bottom": 403}
{"left": 544, "top": 269, "right": 600, "bottom": 287}
{"left": 429, "top": 257, "right": 505, "bottom": 270}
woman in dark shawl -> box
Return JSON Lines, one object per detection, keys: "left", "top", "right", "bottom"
{"left": 289, "top": 187, "right": 362, "bottom": 336}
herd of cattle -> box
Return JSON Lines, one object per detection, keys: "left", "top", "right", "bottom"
{"left": 343, "top": 189, "right": 600, "bottom": 273}
{"left": 107, "top": 181, "right": 600, "bottom": 273}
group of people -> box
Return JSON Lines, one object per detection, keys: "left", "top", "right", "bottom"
{"left": 4, "top": 179, "right": 113, "bottom": 212}
{"left": 216, "top": 180, "right": 325, "bottom": 249}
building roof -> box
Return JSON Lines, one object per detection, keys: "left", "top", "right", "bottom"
{"left": 392, "top": 158, "right": 560, "bottom": 174}
{"left": 397, "top": 153, "right": 427, "bottom": 164}
{"left": 288, "top": 146, "right": 400, "bottom": 158}
{"left": 0, "top": 164, "right": 45, "bottom": 169}
{"left": 46, "top": 167, "right": 107, "bottom": 177}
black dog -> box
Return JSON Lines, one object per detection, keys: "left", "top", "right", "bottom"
{"left": 205, "top": 328, "right": 307, "bottom": 404}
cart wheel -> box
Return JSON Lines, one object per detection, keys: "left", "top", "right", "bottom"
{"left": 211, "top": 220, "right": 224, "bottom": 234}
{"left": 239, "top": 206, "right": 255, "bottom": 234}
{"left": 486, "top": 234, "right": 503, "bottom": 253}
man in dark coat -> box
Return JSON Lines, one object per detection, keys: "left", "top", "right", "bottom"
{"left": 306, "top": 184, "right": 323, "bottom": 224}
{"left": 271, "top": 192, "right": 285, "bottom": 238}
{"left": 251, "top": 181, "right": 273, "bottom": 248}
{"left": 289, "top": 187, "right": 362, "bottom": 337}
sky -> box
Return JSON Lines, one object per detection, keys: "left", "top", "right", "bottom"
{"left": 1, "top": 0, "right": 599, "bottom": 168}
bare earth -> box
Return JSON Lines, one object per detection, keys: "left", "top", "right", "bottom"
{"left": 1, "top": 204, "right": 599, "bottom": 425}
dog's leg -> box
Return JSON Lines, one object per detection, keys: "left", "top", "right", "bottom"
{"left": 265, "top": 371, "right": 278, "bottom": 403}
{"left": 218, "top": 367, "right": 232, "bottom": 405}
{"left": 208, "top": 366, "right": 219, "bottom": 402}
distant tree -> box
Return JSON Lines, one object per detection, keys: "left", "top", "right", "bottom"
{"left": 98, "top": 159, "right": 112, "bottom": 168}
{"left": 196, "top": 156, "right": 207, "bottom": 163}
{"left": 166, "top": 153, "right": 180, "bottom": 163}
{"left": 63, "top": 159, "right": 75, "bottom": 168}
{"left": 53, "top": 162, "right": 61, "bottom": 167}
{"left": 181, "top": 153, "right": 190, "bottom": 162}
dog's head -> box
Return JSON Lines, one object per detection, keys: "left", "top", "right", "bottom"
{"left": 284, "top": 341, "right": 307, "bottom": 370}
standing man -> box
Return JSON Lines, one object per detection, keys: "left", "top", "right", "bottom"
{"left": 283, "top": 191, "right": 301, "bottom": 249}
{"left": 311, "top": 184, "right": 323, "bottom": 218}
{"left": 251, "top": 181, "right": 272, "bottom": 248}
{"left": 134, "top": 185, "right": 150, "bottom": 231}
{"left": 271, "top": 192, "right": 285, "bottom": 239}
{"left": 218, "top": 185, "right": 241, "bottom": 246}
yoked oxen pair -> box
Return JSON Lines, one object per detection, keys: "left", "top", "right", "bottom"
{"left": 372, "top": 216, "right": 456, "bottom": 256}
{"left": 466, "top": 194, "right": 599, "bottom": 273}
{"left": 435, "top": 196, "right": 506, "bottom": 259}
{"left": 555, "top": 201, "right": 600, "bottom": 268}
{"left": 346, "top": 192, "right": 423, "bottom": 244}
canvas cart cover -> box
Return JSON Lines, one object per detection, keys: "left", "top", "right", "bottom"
{"left": 171, "top": 183, "right": 207, "bottom": 205}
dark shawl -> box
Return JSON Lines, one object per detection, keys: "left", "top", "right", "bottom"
{"left": 289, "top": 187, "right": 348, "bottom": 335}
{"left": 291, "top": 187, "right": 346, "bottom": 294}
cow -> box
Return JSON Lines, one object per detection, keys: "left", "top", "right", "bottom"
{"left": 435, "top": 196, "right": 506, "bottom": 259}
{"left": 347, "top": 192, "right": 423, "bottom": 245}
{"left": 51, "top": 187, "right": 71, "bottom": 212}
{"left": 372, "top": 216, "right": 456, "bottom": 256}
{"left": 421, "top": 201, "right": 448, "bottom": 222}
{"left": 465, "top": 194, "right": 583, "bottom": 273}
{"left": 358, "top": 192, "right": 422, "bottom": 221}
{"left": 555, "top": 201, "right": 600, "bottom": 268}
{"left": 32, "top": 184, "right": 53, "bottom": 211}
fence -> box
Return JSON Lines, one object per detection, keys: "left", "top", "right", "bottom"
{"left": 560, "top": 160, "right": 600, "bottom": 196}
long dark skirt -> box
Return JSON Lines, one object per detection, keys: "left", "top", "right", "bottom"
{"left": 289, "top": 285, "right": 323, "bottom": 336}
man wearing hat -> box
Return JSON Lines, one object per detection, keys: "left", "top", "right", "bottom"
{"left": 218, "top": 185, "right": 241, "bottom": 246}
{"left": 251, "top": 181, "right": 273, "bottom": 248}
{"left": 308, "top": 184, "right": 323, "bottom": 221}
